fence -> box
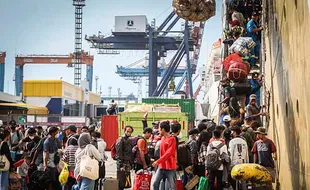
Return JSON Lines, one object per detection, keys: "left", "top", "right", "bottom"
{"left": 0, "top": 114, "right": 88, "bottom": 127}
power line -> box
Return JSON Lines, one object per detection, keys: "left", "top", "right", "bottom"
{"left": 155, "top": 6, "right": 172, "bottom": 19}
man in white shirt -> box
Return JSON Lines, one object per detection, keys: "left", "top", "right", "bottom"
{"left": 229, "top": 126, "right": 249, "bottom": 190}
{"left": 207, "top": 129, "right": 229, "bottom": 190}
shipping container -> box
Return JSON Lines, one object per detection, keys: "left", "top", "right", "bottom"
{"left": 118, "top": 112, "right": 188, "bottom": 141}
{"left": 142, "top": 98, "right": 195, "bottom": 121}
{"left": 101, "top": 115, "right": 118, "bottom": 150}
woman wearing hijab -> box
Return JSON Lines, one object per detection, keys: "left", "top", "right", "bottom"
{"left": 74, "top": 133, "right": 102, "bottom": 190}
{"left": 0, "top": 129, "right": 13, "bottom": 190}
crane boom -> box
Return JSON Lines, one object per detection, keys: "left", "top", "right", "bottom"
{"left": 14, "top": 52, "right": 94, "bottom": 96}
{"left": 15, "top": 52, "right": 93, "bottom": 66}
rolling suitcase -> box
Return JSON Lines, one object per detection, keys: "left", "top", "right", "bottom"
{"left": 98, "top": 178, "right": 118, "bottom": 190}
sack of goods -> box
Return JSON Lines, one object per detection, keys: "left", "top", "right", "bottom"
{"left": 232, "top": 80, "right": 252, "bottom": 96}
{"left": 229, "top": 37, "right": 256, "bottom": 56}
{"left": 222, "top": 53, "right": 244, "bottom": 72}
{"left": 172, "top": 0, "right": 216, "bottom": 21}
{"left": 227, "top": 61, "right": 249, "bottom": 82}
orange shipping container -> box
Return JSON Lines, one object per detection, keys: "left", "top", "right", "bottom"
{"left": 101, "top": 115, "right": 118, "bottom": 150}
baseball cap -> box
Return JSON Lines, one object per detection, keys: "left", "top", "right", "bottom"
{"left": 252, "top": 12, "right": 260, "bottom": 16}
{"left": 245, "top": 115, "right": 253, "bottom": 121}
{"left": 223, "top": 115, "right": 231, "bottom": 122}
{"left": 250, "top": 94, "right": 257, "bottom": 100}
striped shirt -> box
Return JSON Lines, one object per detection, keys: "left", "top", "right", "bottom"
{"left": 63, "top": 145, "right": 78, "bottom": 171}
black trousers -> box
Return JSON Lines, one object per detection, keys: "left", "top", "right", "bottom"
{"left": 208, "top": 170, "right": 223, "bottom": 190}
{"left": 117, "top": 170, "right": 131, "bottom": 190}
{"left": 95, "top": 163, "right": 106, "bottom": 190}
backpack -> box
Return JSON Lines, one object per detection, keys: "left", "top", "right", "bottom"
{"left": 28, "top": 170, "right": 52, "bottom": 190}
{"left": 154, "top": 140, "right": 161, "bottom": 160}
{"left": 177, "top": 142, "right": 191, "bottom": 167}
{"left": 111, "top": 138, "right": 120, "bottom": 160}
{"left": 206, "top": 143, "right": 225, "bottom": 170}
{"left": 131, "top": 136, "right": 146, "bottom": 163}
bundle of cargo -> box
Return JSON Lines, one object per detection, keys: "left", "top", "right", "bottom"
{"left": 124, "top": 104, "right": 153, "bottom": 113}
{"left": 172, "top": 0, "right": 216, "bottom": 21}
{"left": 229, "top": 37, "right": 256, "bottom": 56}
{"left": 227, "top": 61, "right": 250, "bottom": 82}
{"left": 153, "top": 104, "right": 182, "bottom": 113}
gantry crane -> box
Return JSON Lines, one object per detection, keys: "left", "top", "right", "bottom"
{"left": 15, "top": 52, "right": 94, "bottom": 96}
{"left": 86, "top": 11, "right": 195, "bottom": 98}
{"left": 72, "top": 0, "right": 86, "bottom": 87}
{"left": 0, "top": 52, "right": 6, "bottom": 92}
{"left": 174, "top": 21, "right": 205, "bottom": 96}
{"left": 116, "top": 56, "right": 187, "bottom": 81}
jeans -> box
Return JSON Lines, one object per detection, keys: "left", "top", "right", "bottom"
{"left": 78, "top": 177, "right": 95, "bottom": 190}
{"left": 0, "top": 171, "right": 9, "bottom": 190}
{"left": 153, "top": 168, "right": 176, "bottom": 190}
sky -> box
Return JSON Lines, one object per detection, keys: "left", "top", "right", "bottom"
{"left": 0, "top": 0, "right": 222, "bottom": 99}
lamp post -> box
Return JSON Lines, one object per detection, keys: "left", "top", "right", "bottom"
{"left": 95, "top": 76, "right": 99, "bottom": 94}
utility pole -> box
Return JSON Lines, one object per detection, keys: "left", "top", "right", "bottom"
{"left": 108, "top": 86, "right": 112, "bottom": 97}
{"left": 95, "top": 76, "right": 99, "bottom": 94}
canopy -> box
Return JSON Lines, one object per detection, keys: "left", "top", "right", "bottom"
{"left": 0, "top": 103, "right": 48, "bottom": 115}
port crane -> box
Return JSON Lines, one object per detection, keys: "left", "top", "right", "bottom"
{"left": 86, "top": 11, "right": 198, "bottom": 98}
{"left": 0, "top": 52, "right": 6, "bottom": 92}
{"left": 15, "top": 52, "right": 94, "bottom": 96}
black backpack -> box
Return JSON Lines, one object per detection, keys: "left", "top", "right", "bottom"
{"left": 177, "top": 142, "right": 191, "bottom": 167}
{"left": 28, "top": 171, "right": 52, "bottom": 189}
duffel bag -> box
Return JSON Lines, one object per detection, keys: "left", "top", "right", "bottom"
{"left": 222, "top": 53, "right": 243, "bottom": 72}
{"left": 232, "top": 80, "right": 252, "bottom": 95}
{"left": 227, "top": 61, "right": 249, "bottom": 82}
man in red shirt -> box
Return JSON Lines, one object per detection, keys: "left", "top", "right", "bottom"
{"left": 152, "top": 121, "right": 177, "bottom": 190}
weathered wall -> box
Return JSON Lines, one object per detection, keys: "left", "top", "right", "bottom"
{"left": 264, "top": 0, "right": 310, "bottom": 189}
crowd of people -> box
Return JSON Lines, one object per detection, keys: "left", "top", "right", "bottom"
{"left": 112, "top": 110, "right": 277, "bottom": 190}
{"left": 0, "top": 120, "right": 107, "bottom": 190}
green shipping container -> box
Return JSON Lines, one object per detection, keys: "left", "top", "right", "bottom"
{"left": 142, "top": 98, "right": 195, "bottom": 121}
{"left": 118, "top": 112, "right": 188, "bottom": 141}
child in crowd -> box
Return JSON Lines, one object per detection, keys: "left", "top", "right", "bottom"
{"left": 13, "top": 155, "right": 32, "bottom": 190}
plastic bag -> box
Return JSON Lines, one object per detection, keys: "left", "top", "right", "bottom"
{"left": 198, "top": 176, "right": 209, "bottom": 190}
{"left": 59, "top": 163, "right": 69, "bottom": 184}
{"left": 133, "top": 170, "right": 152, "bottom": 190}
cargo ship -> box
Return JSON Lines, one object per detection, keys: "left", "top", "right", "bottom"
{"left": 261, "top": 0, "right": 310, "bottom": 188}
{"left": 201, "top": 0, "right": 310, "bottom": 188}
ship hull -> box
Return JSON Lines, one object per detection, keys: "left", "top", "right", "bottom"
{"left": 263, "top": 0, "right": 310, "bottom": 189}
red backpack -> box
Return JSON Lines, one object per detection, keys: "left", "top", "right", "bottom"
{"left": 111, "top": 138, "right": 121, "bottom": 160}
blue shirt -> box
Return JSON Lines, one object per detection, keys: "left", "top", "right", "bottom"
{"left": 43, "top": 135, "right": 59, "bottom": 168}
{"left": 43, "top": 135, "right": 59, "bottom": 154}
{"left": 247, "top": 19, "right": 258, "bottom": 42}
